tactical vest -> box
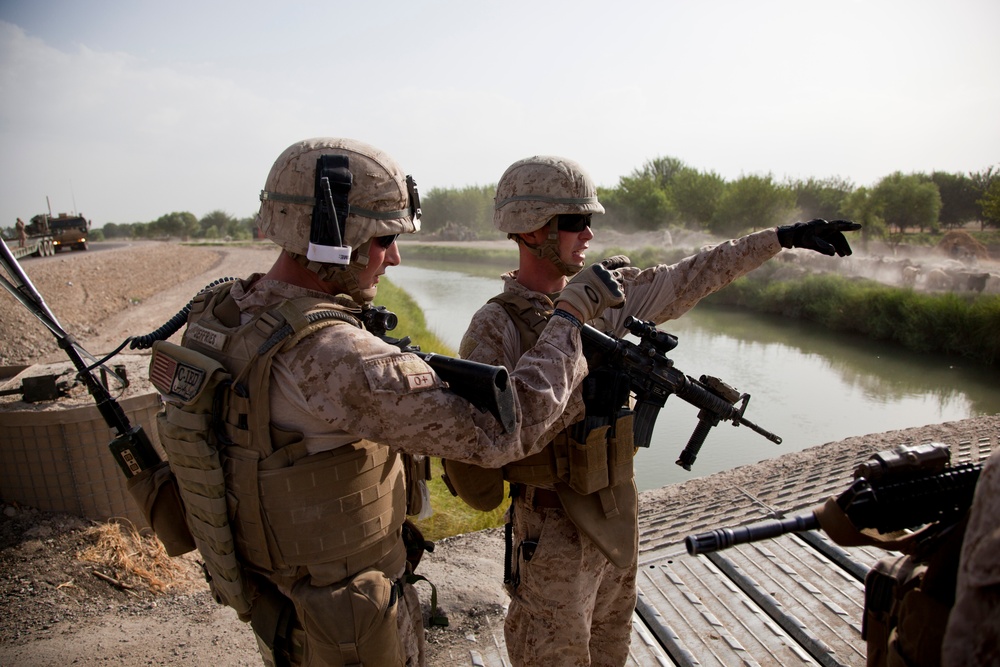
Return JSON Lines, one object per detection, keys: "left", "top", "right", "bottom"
{"left": 149, "top": 281, "right": 408, "bottom": 619}
{"left": 442, "top": 292, "right": 638, "bottom": 568}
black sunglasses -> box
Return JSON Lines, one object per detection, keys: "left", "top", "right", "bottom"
{"left": 555, "top": 214, "right": 592, "bottom": 233}
{"left": 375, "top": 234, "right": 398, "bottom": 249}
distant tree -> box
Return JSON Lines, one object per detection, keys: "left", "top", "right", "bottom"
{"left": 421, "top": 185, "right": 496, "bottom": 237}
{"left": 978, "top": 178, "right": 1000, "bottom": 230}
{"left": 602, "top": 174, "right": 676, "bottom": 230}
{"left": 870, "top": 172, "right": 941, "bottom": 234}
{"left": 930, "top": 171, "right": 980, "bottom": 228}
{"left": 970, "top": 166, "right": 999, "bottom": 231}
{"left": 789, "top": 176, "right": 854, "bottom": 221}
{"left": 841, "top": 187, "right": 888, "bottom": 243}
{"left": 200, "top": 210, "right": 237, "bottom": 238}
{"left": 671, "top": 167, "right": 725, "bottom": 229}
{"left": 631, "top": 156, "right": 686, "bottom": 190}
{"left": 711, "top": 174, "right": 795, "bottom": 236}
{"left": 89, "top": 228, "right": 105, "bottom": 242}
{"left": 237, "top": 215, "right": 258, "bottom": 240}
{"left": 101, "top": 222, "right": 123, "bottom": 239}
{"left": 149, "top": 212, "right": 198, "bottom": 239}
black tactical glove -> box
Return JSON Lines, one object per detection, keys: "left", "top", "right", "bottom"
{"left": 776, "top": 219, "right": 862, "bottom": 257}
{"left": 555, "top": 263, "right": 626, "bottom": 323}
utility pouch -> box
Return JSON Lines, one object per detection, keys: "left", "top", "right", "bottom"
{"left": 149, "top": 340, "right": 254, "bottom": 619}
{"left": 291, "top": 570, "right": 405, "bottom": 667}
{"left": 607, "top": 412, "right": 636, "bottom": 488}
{"left": 440, "top": 459, "right": 505, "bottom": 512}
{"left": 864, "top": 555, "right": 923, "bottom": 667}
{"left": 402, "top": 452, "right": 432, "bottom": 519}
{"left": 864, "top": 554, "right": 952, "bottom": 667}
{"left": 125, "top": 460, "right": 196, "bottom": 556}
{"left": 568, "top": 425, "right": 611, "bottom": 495}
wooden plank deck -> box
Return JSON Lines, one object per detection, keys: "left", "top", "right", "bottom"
{"left": 454, "top": 420, "right": 996, "bottom": 666}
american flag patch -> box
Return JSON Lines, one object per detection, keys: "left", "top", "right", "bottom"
{"left": 150, "top": 349, "right": 206, "bottom": 403}
{"left": 150, "top": 350, "right": 178, "bottom": 395}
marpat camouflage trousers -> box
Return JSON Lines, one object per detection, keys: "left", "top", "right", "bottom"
{"left": 504, "top": 491, "right": 637, "bottom": 667}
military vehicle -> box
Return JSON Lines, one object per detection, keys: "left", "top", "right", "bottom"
{"left": 32, "top": 212, "right": 90, "bottom": 252}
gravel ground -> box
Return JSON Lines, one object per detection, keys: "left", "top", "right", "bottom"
{"left": 0, "top": 240, "right": 996, "bottom": 667}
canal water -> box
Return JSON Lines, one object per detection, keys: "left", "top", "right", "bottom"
{"left": 386, "top": 262, "right": 1000, "bottom": 492}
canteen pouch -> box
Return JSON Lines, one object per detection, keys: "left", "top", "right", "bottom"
{"left": 567, "top": 425, "right": 610, "bottom": 495}
{"left": 125, "top": 460, "right": 196, "bottom": 556}
{"left": 291, "top": 570, "right": 404, "bottom": 667}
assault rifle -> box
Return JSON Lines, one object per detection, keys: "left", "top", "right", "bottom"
{"left": 0, "top": 238, "right": 161, "bottom": 477}
{"left": 685, "top": 443, "right": 982, "bottom": 556}
{"left": 580, "top": 317, "right": 781, "bottom": 470}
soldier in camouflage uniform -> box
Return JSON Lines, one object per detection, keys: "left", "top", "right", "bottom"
{"left": 15, "top": 218, "right": 26, "bottom": 247}
{"left": 163, "top": 139, "right": 626, "bottom": 667}
{"left": 942, "top": 447, "right": 1000, "bottom": 666}
{"left": 454, "top": 156, "right": 860, "bottom": 667}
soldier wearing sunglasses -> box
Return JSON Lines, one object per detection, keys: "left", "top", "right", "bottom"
{"left": 447, "top": 155, "right": 860, "bottom": 667}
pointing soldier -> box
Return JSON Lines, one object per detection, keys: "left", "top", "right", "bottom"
{"left": 450, "top": 155, "right": 860, "bottom": 666}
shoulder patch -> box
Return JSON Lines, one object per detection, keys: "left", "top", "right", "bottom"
{"left": 363, "top": 354, "right": 444, "bottom": 395}
{"left": 150, "top": 347, "right": 207, "bottom": 402}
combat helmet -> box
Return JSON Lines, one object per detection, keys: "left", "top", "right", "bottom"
{"left": 494, "top": 155, "right": 604, "bottom": 275}
{"left": 257, "top": 137, "right": 421, "bottom": 303}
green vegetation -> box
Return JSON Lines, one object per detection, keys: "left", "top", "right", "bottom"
{"left": 414, "top": 160, "right": 999, "bottom": 244}
{"left": 399, "top": 243, "right": 518, "bottom": 267}
{"left": 13, "top": 160, "right": 994, "bottom": 246}
{"left": 704, "top": 267, "right": 1000, "bottom": 366}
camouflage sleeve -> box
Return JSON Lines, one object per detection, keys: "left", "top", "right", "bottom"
{"left": 593, "top": 228, "right": 782, "bottom": 334}
{"left": 277, "top": 316, "right": 587, "bottom": 467}
{"left": 459, "top": 302, "right": 519, "bottom": 370}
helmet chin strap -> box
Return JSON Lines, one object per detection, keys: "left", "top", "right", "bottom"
{"left": 520, "top": 218, "right": 584, "bottom": 277}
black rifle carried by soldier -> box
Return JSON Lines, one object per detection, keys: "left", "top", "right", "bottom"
{"left": 579, "top": 315, "right": 782, "bottom": 469}
{"left": 685, "top": 443, "right": 983, "bottom": 667}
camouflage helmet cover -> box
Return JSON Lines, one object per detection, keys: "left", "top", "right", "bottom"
{"left": 257, "top": 137, "right": 420, "bottom": 255}
{"left": 493, "top": 155, "right": 605, "bottom": 234}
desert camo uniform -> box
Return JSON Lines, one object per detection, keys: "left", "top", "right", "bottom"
{"left": 460, "top": 230, "right": 782, "bottom": 667}
{"left": 453, "top": 154, "right": 859, "bottom": 667}
{"left": 221, "top": 275, "right": 588, "bottom": 665}
{"left": 145, "top": 139, "right": 626, "bottom": 667}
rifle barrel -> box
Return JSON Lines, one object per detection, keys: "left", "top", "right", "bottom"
{"left": 685, "top": 512, "right": 820, "bottom": 555}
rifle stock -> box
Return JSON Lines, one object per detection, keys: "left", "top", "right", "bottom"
{"left": 417, "top": 352, "right": 515, "bottom": 434}
{"left": 366, "top": 315, "right": 516, "bottom": 435}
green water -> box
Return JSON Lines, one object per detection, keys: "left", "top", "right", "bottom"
{"left": 388, "top": 263, "right": 1000, "bottom": 491}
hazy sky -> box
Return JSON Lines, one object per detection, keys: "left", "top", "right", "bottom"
{"left": 1, "top": 0, "right": 997, "bottom": 228}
